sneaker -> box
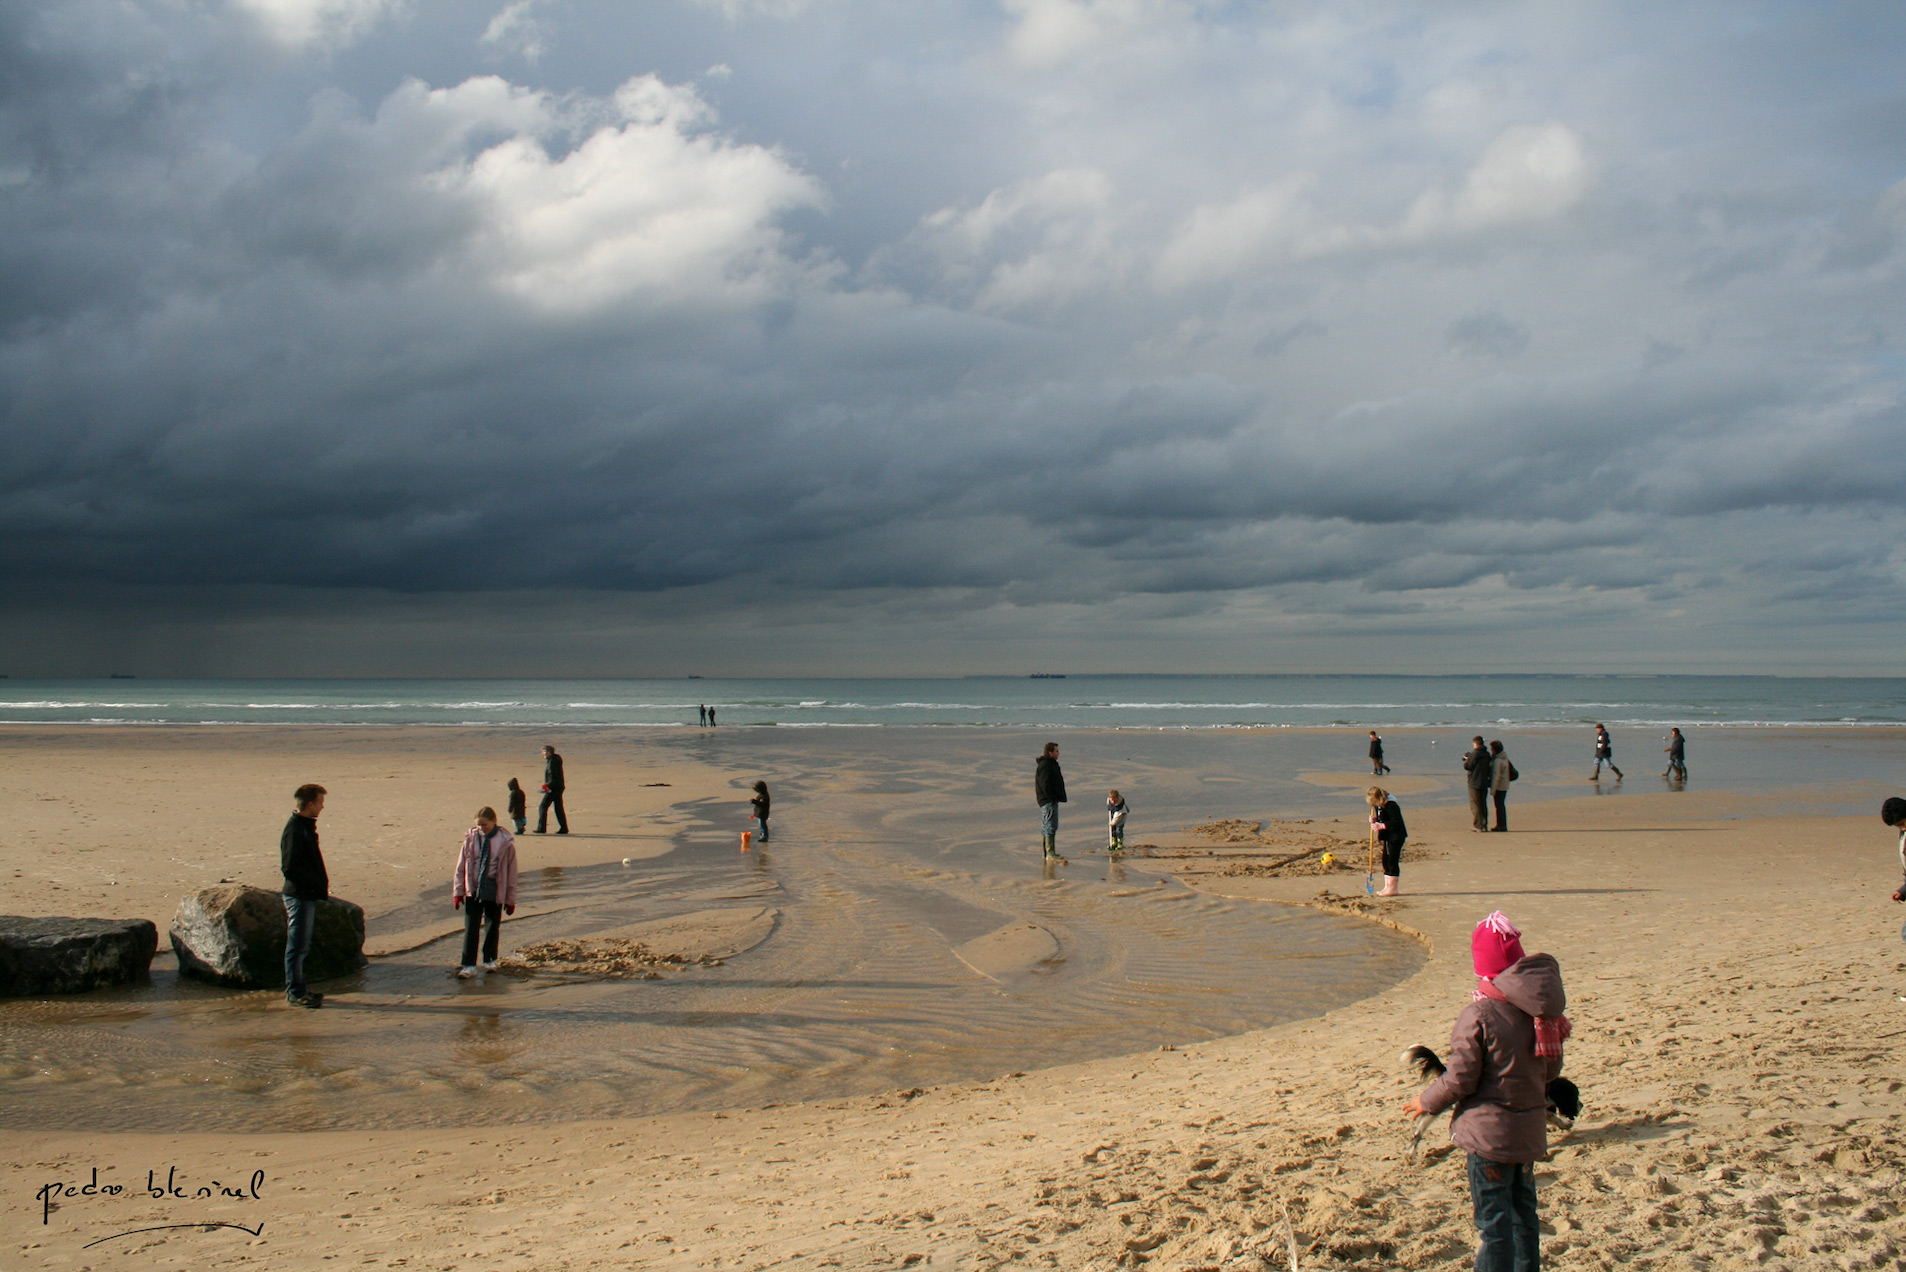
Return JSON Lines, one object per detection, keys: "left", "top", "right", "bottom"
{"left": 287, "top": 992, "right": 323, "bottom": 1009}
{"left": 481, "top": 960, "right": 499, "bottom": 971}
{"left": 457, "top": 966, "right": 477, "bottom": 979}
{"left": 555, "top": 829, "right": 569, "bottom": 835}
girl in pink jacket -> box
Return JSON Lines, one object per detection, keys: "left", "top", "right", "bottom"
{"left": 452, "top": 807, "right": 518, "bottom": 977}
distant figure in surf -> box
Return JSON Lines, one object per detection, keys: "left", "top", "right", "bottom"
{"left": 699, "top": 704, "right": 708, "bottom": 726}
{"left": 1034, "top": 742, "right": 1067, "bottom": 863}
{"left": 1592, "top": 724, "right": 1622, "bottom": 782}
{"left": 1369, "top": 730, "right": 1390, "bottom": 775}
{"left": 1106, "top": 789, "right": 1128, "bottom": 854}
{"left": 750, "top": 780, "right": 771, "bottom": 843}
{"left": 708, "top": 706, "right": 717, "bottom": 727}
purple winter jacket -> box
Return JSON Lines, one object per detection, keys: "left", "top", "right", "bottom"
{"left": 1418, "top": 952, "right": 1567, "bottom": 1163}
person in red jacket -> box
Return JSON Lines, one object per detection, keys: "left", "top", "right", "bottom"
{"left": 1405, "top": 912, "right": 1569, "bottom": 1272}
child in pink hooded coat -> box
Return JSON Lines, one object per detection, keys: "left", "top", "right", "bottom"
{"left": 1405, "top": 912, "right": 1569, "bottom": 1272}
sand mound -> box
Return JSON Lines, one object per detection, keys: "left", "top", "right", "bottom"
{"left": 953, "top": 921, "right": 1060, "bottom": 981}
{"left": 501, "top": 938, "right": 719, "bottom": 978}
{"left": 503, "top": 906, "right": 778, "bottom": 978}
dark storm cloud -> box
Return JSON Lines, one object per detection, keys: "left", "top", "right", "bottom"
{"left": 2, "top": 0, "right": 1905, "bottom": 673}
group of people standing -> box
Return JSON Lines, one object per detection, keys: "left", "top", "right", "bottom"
{"left": 1463, "top": 737, "right": 1518, "bottom": 833}
{"left": 697, "top": 704, "right": 718, "bottom": 726}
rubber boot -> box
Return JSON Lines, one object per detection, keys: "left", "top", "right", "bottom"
{"left": 1041, "top": 835, "right": 1055, "bottom": 858}
{"left": 1376, "top": 875, "right": 1400, "bottom": 897}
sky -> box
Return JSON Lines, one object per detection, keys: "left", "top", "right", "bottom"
{"left": 2, "top": 0, "right": 1904, "bottom": 677}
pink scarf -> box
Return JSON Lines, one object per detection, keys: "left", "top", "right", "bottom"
{"left": 1473, "top": 976, "right": 1573, "bottom": 1058}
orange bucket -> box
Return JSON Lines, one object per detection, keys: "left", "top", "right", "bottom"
{"left": 740, "top": 830, "right": 753, "bottom": 852}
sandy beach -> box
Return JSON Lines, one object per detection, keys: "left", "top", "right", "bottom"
{"left": 4, "top": 725, "right": 1905, "bottom": 1270}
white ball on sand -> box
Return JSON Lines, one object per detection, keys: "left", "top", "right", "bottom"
{"left": 622, "top": 857, "right": 632, "bottom": 866}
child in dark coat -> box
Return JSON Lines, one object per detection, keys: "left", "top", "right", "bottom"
{"left": 506, "top": 778, "right": 527, "bottom": 834}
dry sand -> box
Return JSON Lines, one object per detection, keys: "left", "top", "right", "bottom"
{"left": 5, "top": 728, "right": 1906, "bottom": 1270}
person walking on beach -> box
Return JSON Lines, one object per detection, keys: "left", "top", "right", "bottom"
{"left": 506, "top": 778, "right": 527, "bottom": 835}
{"left": 280, "top": 783, "right": 330, "bottom": 1009}
{"left": 1106, "top": 789, "right": 1128, "bottom": 854}
{"left": 699, "top": 704, "right": 707, "bottom": 726}
{"left": 1035, "top": 742, "right": 1068, "bottom": 862}
{"left": 1404, "top": 912, "right": 1570, "bottom": 1272}
{"left": 1663, "top": 728, "right": 1687, "bottom": 781}
{"left": 1367, "top": 786, "right": 1407, "bottom": 896}
{"left": 453, "top": 806, "right": 518, "bottom": 977}
{"left": 1592, "top": 724, "right": 1622, "bottom": 782}
{"left": 750, "top": 781, "right": 771, "bottom": 843}
{"left": 535, "top": 744, "right": 568, "bottom": 834}
{"left": 708, "top": 706, "right": 717, "bottom": 727}
{"left": 1369, "top": 730, "right": 1391, "bottom": 776}
{"left": 1463, "top": 736, "right": 1493, "bottom": 832}
{"left": 1490, "top": 740, "right": 1515, "bottom": 833}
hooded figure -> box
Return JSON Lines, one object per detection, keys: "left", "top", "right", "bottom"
{"left": 1411, "top": 911, "right": 1570, "bottom": 1272}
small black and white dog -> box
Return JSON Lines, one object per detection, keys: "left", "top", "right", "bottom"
{"left": 1401, "top": 1045, "right": 1582, "bottom": 1160}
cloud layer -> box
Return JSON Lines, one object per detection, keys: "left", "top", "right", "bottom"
{"left": 1, "top": 0, "right": 1903, "bottom": 673}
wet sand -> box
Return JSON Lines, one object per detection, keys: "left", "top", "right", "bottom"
{"left": 4, "top": 726, "right": 1906, "bottom": 1269}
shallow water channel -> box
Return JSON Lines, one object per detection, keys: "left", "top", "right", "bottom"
{"left": 0, "top": 733, "right": 1425, "bottom": 1132}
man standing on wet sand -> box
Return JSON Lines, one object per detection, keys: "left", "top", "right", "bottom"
{"left": 280, "top": 783, "right": 329, "bottom": 1009}
{"left": 536, "top": 744, "right": 569, "bottom": 834}
{"left": 1462, "top": 736, "right": 1492, "bottom": 833}
{"left": 1034, "top": 741, "right": 1067, "bottom": 861}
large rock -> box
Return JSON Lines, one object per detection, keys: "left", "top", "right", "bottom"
{"left": 0, "top": 916, "right": 160, "bottom": 996}
{"left": 170, "top": 884, "right": 366, "bottom": 988}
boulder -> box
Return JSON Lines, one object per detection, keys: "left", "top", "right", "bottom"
{"left": 0, "top": 916, "right": 160, "bottom": 996}
{"left": 170, "top": 884, "right": 366, "bottom": 988}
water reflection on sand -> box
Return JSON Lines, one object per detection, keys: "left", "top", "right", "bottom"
{"left": 0, "top": 733, "right": 1426, "bottom": 1132}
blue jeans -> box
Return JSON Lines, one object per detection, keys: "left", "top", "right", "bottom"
{"left": 283, "top": 895, "right": 318, "bottom": 998}
{"left": 1467, "top": 1153, "right": 1539, "bottom": 1272}
{"left": 1040, "top": 801, "right": 1059, "bottom": 851}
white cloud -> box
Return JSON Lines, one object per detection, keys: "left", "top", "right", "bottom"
{"left": 883, "top": 168, "right": 1126, "bottom": 313}
{"left": 1000, "top": 0, "right": 1159, "bottom": 67}
{"left": 291, "top": 73, "right": 827, "bottom": 310}
{"left": 232, "top": 0, "right": 402, "bottom": 48}
{"left": 480, "top": 1, "right": 549, "bottom": 62}
{"left": 1402, "top": 123, "right": 1593, "bottom": 237}
{"left": 1155, "top": 123, "right": 1594, "bottom": 286}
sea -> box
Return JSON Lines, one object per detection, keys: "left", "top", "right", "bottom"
{"left": 2, "top": 673, "right": 1904, "bottom": 729}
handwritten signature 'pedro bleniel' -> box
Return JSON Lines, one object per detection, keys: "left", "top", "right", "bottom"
{"left": 37, "top": 1167, "right": 267, "bottom": 1247}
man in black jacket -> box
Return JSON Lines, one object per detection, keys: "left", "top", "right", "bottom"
{"left": 1462, "top": 736, "right": 1492, "bottom": 833}
{"left": 280, "top": 783, "right": 330, "bottom": 1008}
{"left": 536, "top": 744, "right": 568, "bottom": 834}
{"left": 1034, "top": 741, "right": 1067, "bottom": 861}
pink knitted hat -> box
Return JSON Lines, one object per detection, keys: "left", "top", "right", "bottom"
{"left": 1471, "top": 911, "right": 1525, "bottom": 978}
